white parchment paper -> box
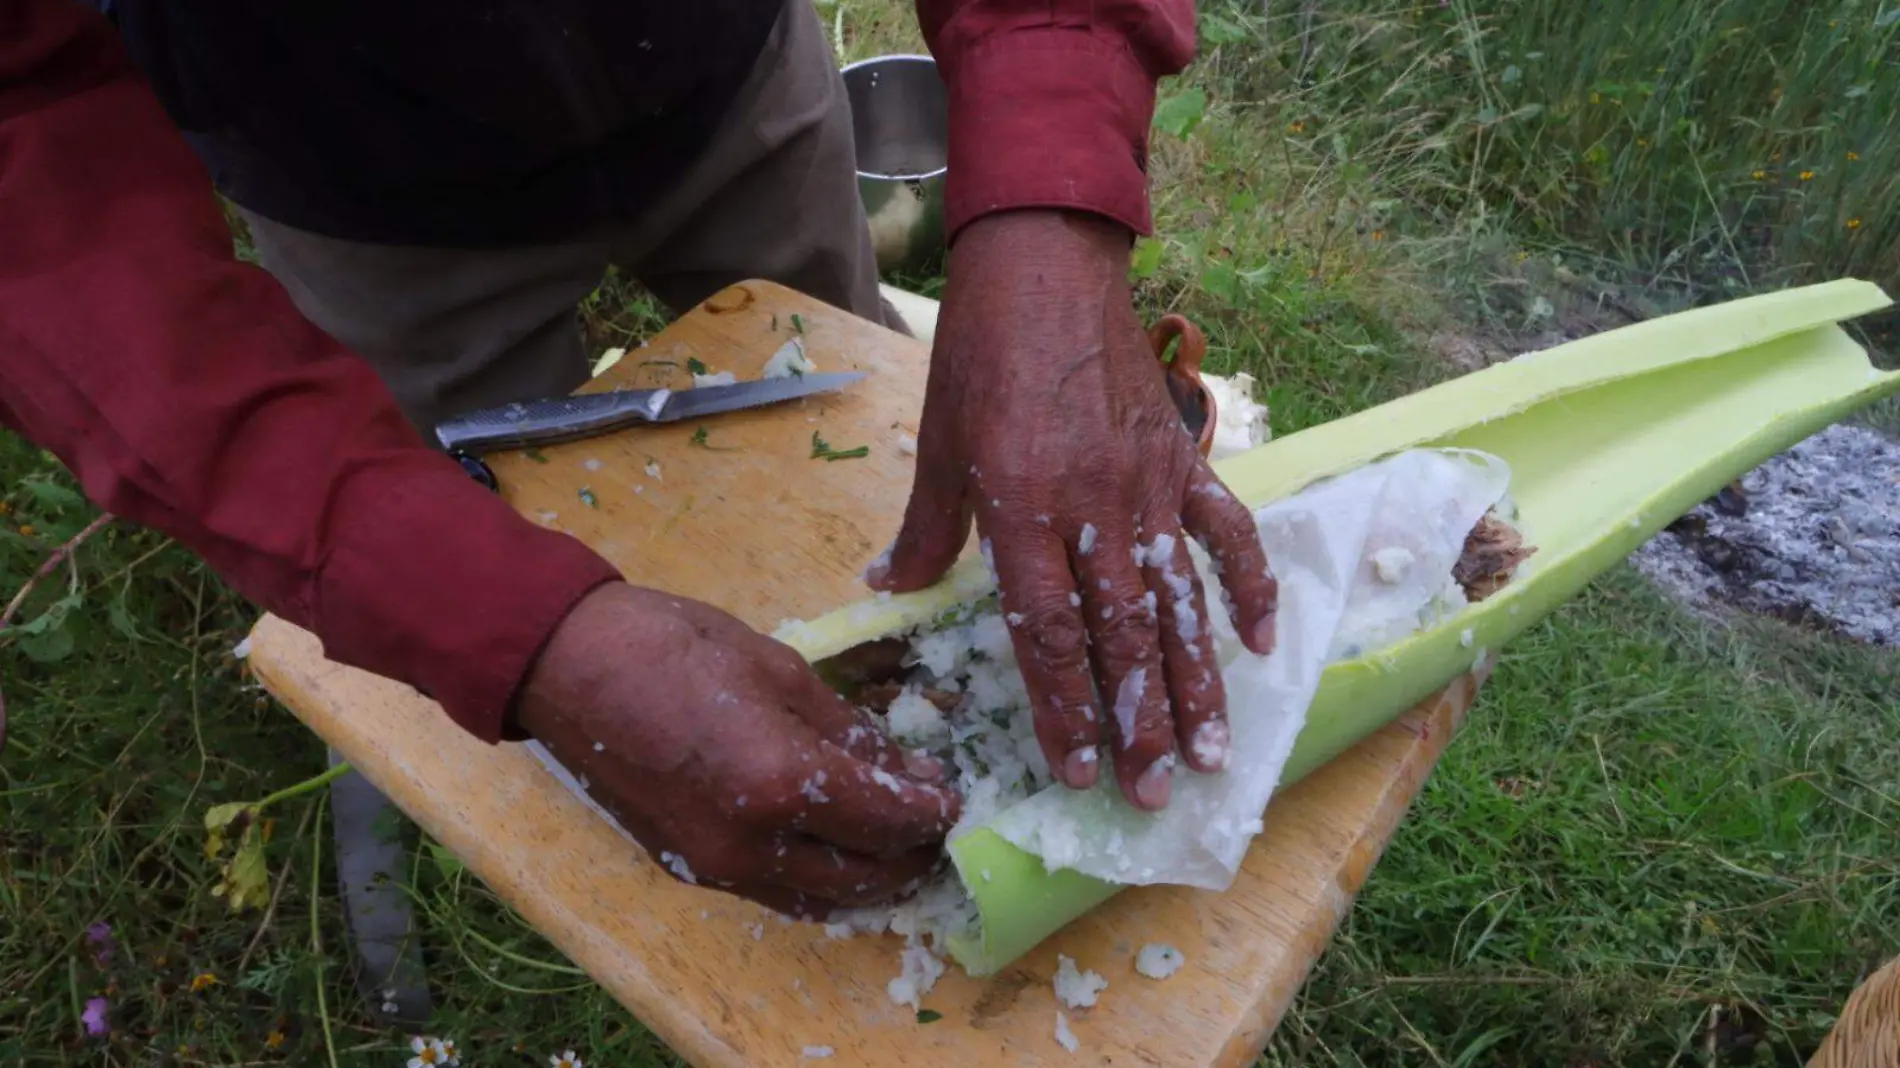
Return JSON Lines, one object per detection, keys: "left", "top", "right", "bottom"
{"left": 987, "top": 448, "right": 1511, "bottom": 890}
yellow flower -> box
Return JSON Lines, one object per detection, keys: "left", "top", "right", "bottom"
{"left": 1288, "top": 121, "right": 1306, "bottom": 134}
{"left": 17, "top": 524, "right": 34, "bottom": 537}
{"left": 1799, "top": 170, "right": 1816, "bottom": 181}
{"left": 189, "top": 972, "right": 219, "bottom": 993}
{"left": 1751, "top": 170, "right": 1767, "bottom": 181}
{"left": 265, "top": 1031, "right": 286, "bottom": 1050}
{"left": 1637, "top": 138, "right": 1650, "bottom": 148}
{"left": 1589, "top": 92, "right": 1602, "bottom": 104}
{"left": 1371, "top": 230, "right": 1387, "bottom": 242}
{"left": 1847, "top": 151, "right": 1860, "bottom": 161}
{"left": 1846, "top": 218, "right": 1862, "bottom": 230}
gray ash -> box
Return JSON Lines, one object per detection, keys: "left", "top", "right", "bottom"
{"left": 1631, "top": 424, "right": 1900, "bottom": 645}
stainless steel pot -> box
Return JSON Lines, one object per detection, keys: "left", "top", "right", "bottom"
{"left": 840, "top": 54, "right": 947, "bottom": 275}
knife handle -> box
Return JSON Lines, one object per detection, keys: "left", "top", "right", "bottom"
{"left": 433, "top": 389, "right": 672, "bottom": 454}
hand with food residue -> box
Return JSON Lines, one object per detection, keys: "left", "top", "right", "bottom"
{"left": 867, "top": 210, "right": 1280, "bottom": 813}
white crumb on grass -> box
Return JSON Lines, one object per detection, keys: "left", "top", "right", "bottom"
{"left": 1053, "top": 954, "right": 1108, "bottom": 1008}
{"left": 1135, "top": 943, "right": 1185, "bottom": 980}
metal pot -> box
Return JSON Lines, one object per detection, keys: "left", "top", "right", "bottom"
{"left": 840, "top": 55, "right": 947, "bottom": 275}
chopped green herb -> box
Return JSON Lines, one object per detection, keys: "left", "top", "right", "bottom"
{"left": 687, "top": 426, "right": 738, "bottom": 451}
{"left": 811, "top": 431, "right": 868, "bottom": 461}
{"left": 916, "top": 1010, "right": 943, "bottom": 1025}
{"left": 578, "top": 487, "right": 599, "bottom": 508}
{"left": 790, "top": 313, "right": 806, "bottom": 334}
{"left": 686, "top": 357, "right": 710, "bottom": 376}
{"left": 523, "top": 447, "right": 549, "bottom": 464}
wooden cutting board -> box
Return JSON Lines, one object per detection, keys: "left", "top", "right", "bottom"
{"left": 246, "top": 280, "right": 1484, "bottom": 1068}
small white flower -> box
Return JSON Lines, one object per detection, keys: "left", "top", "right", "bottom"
{"left": 407, "top": 1035, "right": 447, "bottom": 1068}
{"left": 436, "top": 1038, "right": 460, "bottom": 1066}
{"left": 549, "top": 1051, "right": 584, "bottom": 1068}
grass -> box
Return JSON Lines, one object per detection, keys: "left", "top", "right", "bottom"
{"left": 4, "top": 0, "right": 1898, "bottom": 1064}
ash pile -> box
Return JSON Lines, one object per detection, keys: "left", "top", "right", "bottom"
{"left": 1632, "top": 423, "right": 1900, "bottom": 646}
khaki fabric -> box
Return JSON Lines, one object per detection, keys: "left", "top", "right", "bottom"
{"left": 240, "top": 0, "right": 891, "bottom": 432}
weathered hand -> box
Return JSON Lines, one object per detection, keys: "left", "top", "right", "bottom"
{"left": 869, "top": 210, "right": 1279, "bottom": 812}
{"left": 516, "top": 583, "right": 960, "bottom": 918}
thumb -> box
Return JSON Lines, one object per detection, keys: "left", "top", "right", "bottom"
{"left": 867, "top": 420, "right": 970, "bottom": 594}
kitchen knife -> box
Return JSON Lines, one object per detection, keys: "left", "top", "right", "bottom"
{"left": 434, "top": 371, "right": 867, "bottom": 455}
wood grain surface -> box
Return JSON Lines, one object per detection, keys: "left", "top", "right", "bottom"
{"left": 247, "top": 281, "right": 1484, "bottom": 1068}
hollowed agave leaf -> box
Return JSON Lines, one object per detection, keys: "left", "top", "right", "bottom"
{"left": 780, "top": 279, "right": 1897, "bottom": 975}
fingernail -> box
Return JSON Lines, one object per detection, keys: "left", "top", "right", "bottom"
{"left": 903, "top": 750, "right": 946, "bottom": 783}
{"left": 1063, "top": 747, "right": 1100, "bottom": 789}
{"left": 1250, "top": 615, "right": 1277, "bottom": 654}
{"left": 1134, "top": 757, "right": 1174, "bottom": 810}
{"left": 1189, "top": 721, "right": 1230, "bottom": 771}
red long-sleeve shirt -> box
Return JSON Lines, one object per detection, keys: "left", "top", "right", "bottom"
{"left": 0, "top": 0, "right": 1194, "bottom": 741}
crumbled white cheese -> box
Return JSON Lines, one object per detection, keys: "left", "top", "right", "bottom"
{"left": 1053, "top": 954, "right": 1108, "bottom": 1008}
{"left": 886, "top": 686, "right": 951, "bottom": 748}
{"left": 762, "top": 338, "right": 816, "bottom": 379}
{"left": 1371, "top": 545, "right": 1416, "bottom": 584}
{"left": 644, "top": 460, "right": 662, "bottom": 480}
{"left": 661, "top": 851, "right": 696, "bottom": 884}
{"left": 1135, "top": 943, "right": 1185, "bottom": 980}
{"left": 746, "top": 922, "right": 765, "bottom": 941}
{"left": 1202, "top": 370, "right": 1270, "bottom": 460}
{"left": 231, "top": 636, "right": 253, "bottom": 660}
{"left": 1054, "top": 1011, "right": 1080, "bottom": 1053}
{"left": 1111, "top": 668, "right": 1146, "bottom": 749}
{"left": 885, "top": 940, "right": 946, "bottom": 1008}
{"left": 582, "top": 458, "right": 603, "bottom": 472}
{"left": 801, "top": 1045, "right": 835, "bottom": 1059}
{"left": 692, "top": 371, "right": 738, "bottom": 388}
{"left": 896, "top": 433, "right": 918, "bottom": 456}
{"left": 1077, "top": 523, "right": 1098, "bottom": 555}
{"left": 1460, "top": 628, "right": 1475, "bottom": 648}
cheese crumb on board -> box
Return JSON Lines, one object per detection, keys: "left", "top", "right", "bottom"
{"left": 801, "top": 1045, "right": 835, "bottom": 1059}
{"left": 1053, "top": 954, "right": 1108, "bottom": 1008}
{"left": 763, "top": 338, "right": 817, "bottom": 378}
{"left": 896, "top": 433, "right": 918, "bottom": 456}
{"left": 1135, "top": 943, "right": 1185, "bottom": 980}
{"left": 692, "top": 371, "right": 738, "bottom": 388}
{"left": 1054, "top": 1011, "right": 1080, "bottom": 1053}
{"left": 644, "top": 460, "right": 662, "bottom": 480}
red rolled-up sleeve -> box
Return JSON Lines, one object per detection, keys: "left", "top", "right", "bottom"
{"left": 916, "top": 0, "right": 1196, "bottom": 241}
{"left": 0, "top": 0, "right": 620, "bottom": 742}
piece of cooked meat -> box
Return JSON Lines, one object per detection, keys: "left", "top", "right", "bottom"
{"left": 1455, "top": 513, "right": 1537, "bottom": 602}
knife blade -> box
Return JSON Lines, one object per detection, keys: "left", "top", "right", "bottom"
{"left": 434, "top": 371, "right": 867, "bottom": 454}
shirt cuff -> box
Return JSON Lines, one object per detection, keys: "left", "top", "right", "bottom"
{"left": 311, "top": 460, "right": 622, "bottom": 743}
{"left": 940, "top": 28, "right": 1157, "bottom": 242}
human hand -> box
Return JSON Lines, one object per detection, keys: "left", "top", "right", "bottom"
{"left": 868, "top": 210, "right": 1279, "bottom": 812}
{"left": 515, "top": 583, "right": 960, "bottom": 918}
